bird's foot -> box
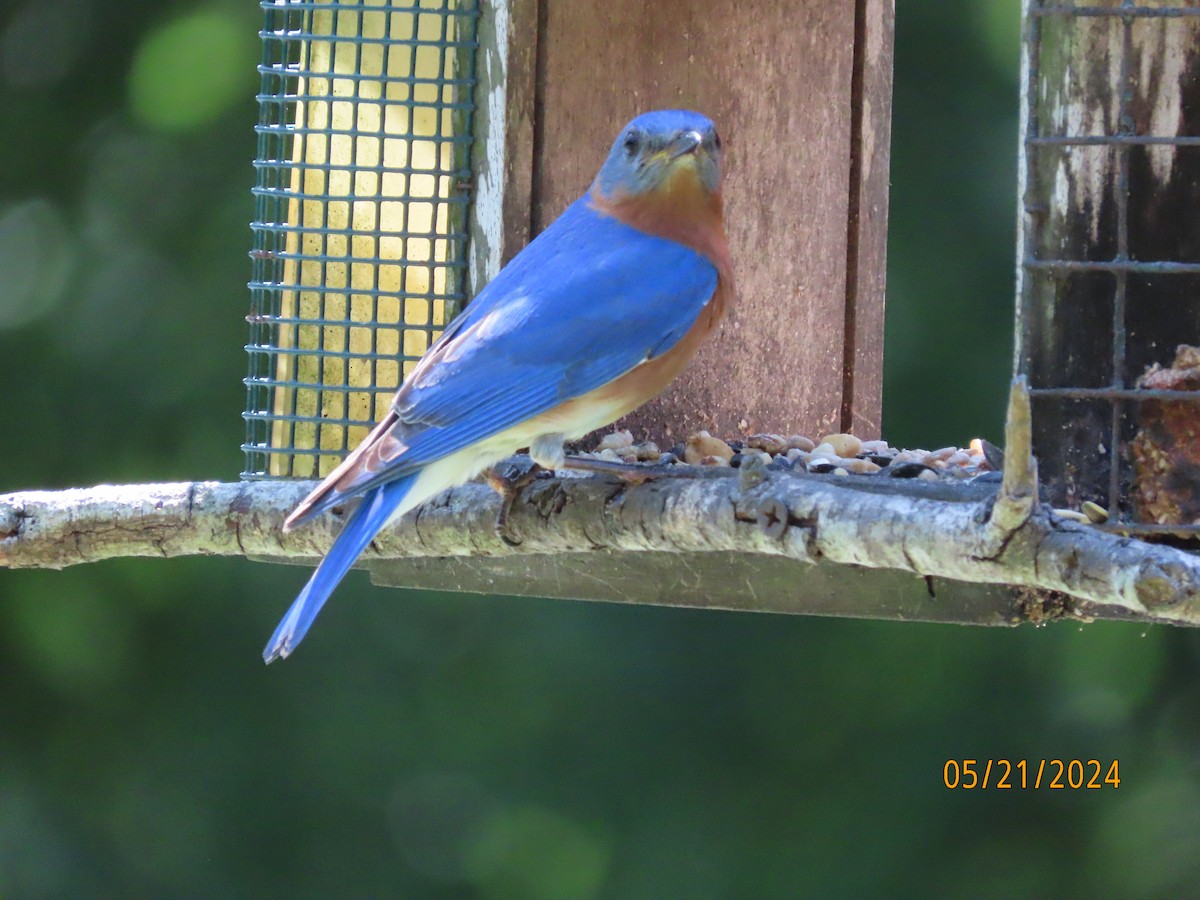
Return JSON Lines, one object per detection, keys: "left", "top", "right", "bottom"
{"left": 486, "top": 455, "right": 668, "bottom": 544}
{"left": 484, "top": 457, "right": 547, "bottom": 546}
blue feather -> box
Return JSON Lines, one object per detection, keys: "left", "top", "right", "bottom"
{"left": 377, "top": 199, "right": 717, "bottom": 472}
{"left": 263, "top": 476, "right": 416, "bottom": 663}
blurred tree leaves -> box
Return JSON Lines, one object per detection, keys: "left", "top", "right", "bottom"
{"left": 885, "top": 1, "right": 1021, "bottom": 449}
{"left": 128, "top": 6, "right": 257, "bottom": 132}
{"left": 0, "top": 199, "right": 74, "bottom": 328}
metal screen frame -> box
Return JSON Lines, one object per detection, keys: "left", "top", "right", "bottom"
{"left": 243, "top": 0, "right": 480, "bottom": 480}
{"left": 1017, "top": 0, "right": 1200, "bottom": 537}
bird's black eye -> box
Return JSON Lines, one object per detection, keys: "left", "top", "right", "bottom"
{"left": 713, "top": 132, "right": 722, "bottom": 151}
{"left": 623, "top": 131, "right": 640, "bottom": 158}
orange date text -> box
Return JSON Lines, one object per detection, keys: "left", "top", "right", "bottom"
{"left": 942, "top": 759, "right": 1120, "bottom": 790}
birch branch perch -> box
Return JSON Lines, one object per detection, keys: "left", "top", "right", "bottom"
{"left": 2, "top": 380, "right": 1199, "bottom": 628}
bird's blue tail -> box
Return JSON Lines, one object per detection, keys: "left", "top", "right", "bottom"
{"left": 263, "top": 476, "right": 416, "bottom": 664}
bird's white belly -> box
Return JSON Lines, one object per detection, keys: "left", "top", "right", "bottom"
{"left": 383, "top": 392, "right": 634, "bottom": 527}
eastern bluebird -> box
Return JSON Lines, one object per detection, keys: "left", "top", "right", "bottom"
{"left": 264, "top": 109, "right": 733, "bottom": 662}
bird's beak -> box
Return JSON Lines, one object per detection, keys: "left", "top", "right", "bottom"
{"left": 668, "top": 130, "right": 705, "bottom": 160}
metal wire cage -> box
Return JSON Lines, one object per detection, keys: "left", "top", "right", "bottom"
{"left": 1018, "top": 0, "right": 1200, "bottom": 537}
{"left": 243, "top": 0, "right": 479, "bottom": 480}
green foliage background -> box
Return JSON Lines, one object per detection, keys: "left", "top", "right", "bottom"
{"left": 3, "top": 1, "right": 1200, "bottom": 895}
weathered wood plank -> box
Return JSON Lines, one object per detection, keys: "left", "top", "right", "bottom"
{"left": 842, "top": 0, "right": 893, "bottom": 438}
{"left": 370, "top": 552, "right": 1023, "bottom": 627}
{"left": 469, "top": 0, "right": 540, "bottom": 293}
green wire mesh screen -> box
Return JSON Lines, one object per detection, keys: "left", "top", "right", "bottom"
{"left": 244, "top": 0, "right": 479, "bottom": 479}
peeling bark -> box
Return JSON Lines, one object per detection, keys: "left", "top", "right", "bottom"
{"left": 3, "top": 403, "right": 1200, "bottom": 627}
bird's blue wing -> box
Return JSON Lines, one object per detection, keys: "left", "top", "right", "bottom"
{"left": 374, "top": 198, "right": 716, "bottom": 473}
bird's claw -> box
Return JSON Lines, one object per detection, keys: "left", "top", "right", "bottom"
{"left": 485, "top": 458, "right": 546, "bottom": 545}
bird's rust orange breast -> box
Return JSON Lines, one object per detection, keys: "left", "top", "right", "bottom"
{"left": 590, "top": 183, "right": 732, "bottom": 278}
{"left": 583, "top": 178, "right": 734, "bottom": 420}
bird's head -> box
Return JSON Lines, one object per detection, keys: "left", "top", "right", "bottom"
{"left": 593, "top": 109, "right": 722, "bottom": 203}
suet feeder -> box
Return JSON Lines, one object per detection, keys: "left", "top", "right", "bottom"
{"left": 1018, "top": 0, "right": 1200, "bottom": 538}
